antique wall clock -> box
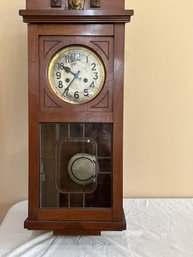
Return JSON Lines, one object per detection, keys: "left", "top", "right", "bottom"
{"left": 19, "top": 0, "right": 133, "bottom": 235}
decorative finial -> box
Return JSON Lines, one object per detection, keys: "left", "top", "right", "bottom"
{"left": 68, "top": 0, "right": 86, "bottom": 10}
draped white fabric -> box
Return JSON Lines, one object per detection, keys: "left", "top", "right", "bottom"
{"left": 1, "top": 199, "right": 193, "bottom": 257}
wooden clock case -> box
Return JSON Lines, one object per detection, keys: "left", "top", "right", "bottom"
{"left": 19, "top": 0, "right": 133, "bottom": 235}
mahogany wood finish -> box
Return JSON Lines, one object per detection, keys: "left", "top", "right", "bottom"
{"left": 26, "top": 0, "right": 124, "bottom": 10}
{"left": 20, "top": 0, "right": 133, "bottom": 235}
{"left": 19, "top": 10, "right": 133, "bottom": 23}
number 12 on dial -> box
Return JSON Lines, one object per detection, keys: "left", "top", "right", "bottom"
{"left": 48, "top": 45, "right": 106, "bottom": 104}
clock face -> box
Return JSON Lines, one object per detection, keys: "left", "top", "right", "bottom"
{"left": 48, "top": 45, "right": 106, "bottom": 104}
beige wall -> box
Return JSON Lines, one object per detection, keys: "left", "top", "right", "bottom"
{"left": 0, "top": 0, "right": 193, "bottom": 222}
{"left": 124, "top": 0, "right": 193, "bottom": 197}
{"left": 0, "top": 1, "right": 28, "bottom": 222}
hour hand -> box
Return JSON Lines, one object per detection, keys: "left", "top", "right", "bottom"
{"left": 64, "top": 66, "right": 81, "bottom": 79}
{"left": 64, "top": 66, "right": 73, "bottom": 75}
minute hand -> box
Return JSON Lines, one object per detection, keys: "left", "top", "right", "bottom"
{"left": 62, "top": 76, "right": 76, "bottom": 96}
{"left": 62, "top": 69, "right": 81, "bottom": 96}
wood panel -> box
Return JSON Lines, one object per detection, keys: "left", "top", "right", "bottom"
{"left": 19, "top": 10, "right": 133, "bottom": 23}
{"left": 39, "top": 34, "right": 114, "bottom": 113}
{"left": 39, "top": 112, "right": 113, "bottom": 123}
{"left": 37, "top": 208, "right": 112, "bottom": 221}
{"left": 20, "top": 0, "right": 133, "bottom": 234}
{"left": 24, "top": 217, "right": 126, "bottom": 231}
{"left": 26, "top": 0, "right": 125, "bottom": 10}
{"left": 112, "top": 24, "right": 125, "bottom": 221}
{"left": 28, "top": 24, "right": 40, "bottom": 220}
{"left": 38, "top": 24, "right": 114, "bottom": 36}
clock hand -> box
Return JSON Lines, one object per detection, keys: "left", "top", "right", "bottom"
{"left": 63, "top": 66, "right": 74, "bottom": 75}
{"left": 62, "top": 70, "right": 81, "bottom": 96}
{"left": 62, "top": 76, "right": 76, "bottom": 96}
{"left": 62, "top": 66, "right": 82, "bottom": 96}
{"left": 64, "top": 66, "right": 81, "bottom": 79}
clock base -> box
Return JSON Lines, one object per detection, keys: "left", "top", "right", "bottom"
{"left": 24, "top": 213, "right": 126, "bottom": 236}
{"left": 53, "top": 229, "right": 101, "bottom": 236}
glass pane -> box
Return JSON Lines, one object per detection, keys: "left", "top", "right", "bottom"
{"left": 40, "top": 158, "right": 59, "bottom": 207}
{"left": 85, "top": 174, "right": 112, "bottom": 208}
{"left": 40, "top": 122, "right": 112, "bottom": 208}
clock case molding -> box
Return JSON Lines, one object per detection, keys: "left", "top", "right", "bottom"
{"left": 19, "top": 0, "right": 133, "bottom": 235}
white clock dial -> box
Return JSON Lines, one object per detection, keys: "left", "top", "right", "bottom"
{"left": 48, "top": 45, "right": 106, "bottom": 104}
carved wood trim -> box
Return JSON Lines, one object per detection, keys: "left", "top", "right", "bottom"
{"left": 19, "top": 10, "right": 134, "bottom": 24}
{"left": 91, "top": 90, "right": 109, "bottom": 109}
{"left": 91, "top": 41, "right": 110, "bottom": 60}
{"left": 44, "top": 90, "right": 62, "bottom": 108}
{"left": 43, "top": 40, "right": 62, "bottom": 58}
{"left": 40, "top": 35, "right": 113, "bottom": 112}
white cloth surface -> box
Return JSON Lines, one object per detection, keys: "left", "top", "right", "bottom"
{"left": 0, "top": 199, "right": 193, "bottom": 257}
